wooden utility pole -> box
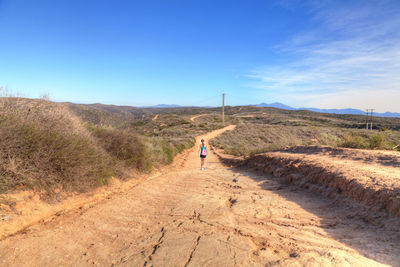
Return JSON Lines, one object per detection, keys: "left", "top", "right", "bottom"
{"left": 366, "top": 109, "right": 375, "bottom": 130}
{"left": 366, "top": 109, "right": 369, "bottom": 130}
{"left": 222, "top": 93, "right": 225, "bottom": 124}
{"left": 370, "top": 109, "right": 374, "bottom": 130}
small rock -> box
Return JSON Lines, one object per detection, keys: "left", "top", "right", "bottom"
{"left": 1, "top": 214, "right": 11, "bottom": 221}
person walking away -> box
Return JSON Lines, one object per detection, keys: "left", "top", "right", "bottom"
{"left": 198, "top": 139, "right": 207, "bottom": 170}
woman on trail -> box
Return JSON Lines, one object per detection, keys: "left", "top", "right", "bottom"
{"left": 198, "top": 139, "right": 208, "bottom": 170}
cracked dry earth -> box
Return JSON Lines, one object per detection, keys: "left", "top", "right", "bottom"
{"left": 1, "top": 126, "right": 399, "bottom": 266}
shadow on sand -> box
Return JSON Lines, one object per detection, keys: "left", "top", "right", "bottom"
{"left": 228, "top": 165, "right": 400, "bottom": 266}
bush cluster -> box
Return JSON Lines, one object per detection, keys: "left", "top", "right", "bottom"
{"left": 88, "top": 125, "right": 152, "bottom": 173}
{"left": 340, "top": 132, "right": 389, "bottom": 149}
{"left": 212, "top": 120, "right": 400, "bottom": 157}
{"left": 0, "top": 98, "right": 220, "bottom": 194}
{"left": 0, "top": 99, "right": 113, "bottom": 193}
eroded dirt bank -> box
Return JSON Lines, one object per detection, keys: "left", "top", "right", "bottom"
{"left": 218, "top": 146, "right": 400, "bottom": 218}
{"left": 0, "top": 128, "right": 399, "bottom": 266}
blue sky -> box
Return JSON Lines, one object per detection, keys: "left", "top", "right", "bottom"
{"left": 0, "top": 0, "right": 399, "bottom": 112}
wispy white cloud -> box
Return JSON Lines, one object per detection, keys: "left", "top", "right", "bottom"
{"left": 249, "top": 0, "right": 400, "bottom": 112}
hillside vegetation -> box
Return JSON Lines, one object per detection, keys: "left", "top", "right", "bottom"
{"left": 212, "top": 106, "right": 400, "bottom": 156}
{"left": 0, "top": 98, "right": 111, "bottom": 193}
{"left": 2, "top": 99, "right": 399, "bottom": 194}
{"left": 0, "top": 98, "right": 222, "bottom": 194}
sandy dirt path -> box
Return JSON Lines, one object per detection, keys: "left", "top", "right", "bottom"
{"left": 190, "top": 114, "right": 207, "bottom": 122}
{"left": 0, "top": 126, "right": 399, "bottom": 266}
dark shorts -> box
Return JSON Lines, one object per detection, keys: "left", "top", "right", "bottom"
{"left": 200, "top": 155, "right": 206, "bottom": 158}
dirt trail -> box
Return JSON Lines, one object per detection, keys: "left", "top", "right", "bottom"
{"left": 190, "top": 114, "right": 207, "bottom": 122}
{"left": 152, "top": 114, "right": 159, "bottom": 121}
{"left": 1, "top": 126, "right": 399, "bottom": 266}
{"left": 234, "top": 112, "right": 269, "bottom": 118}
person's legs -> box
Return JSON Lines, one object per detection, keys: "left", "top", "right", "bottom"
{"left": 200, "top": 157, "right": 204, "bottom": 169}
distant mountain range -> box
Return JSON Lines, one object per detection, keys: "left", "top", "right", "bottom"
{"left": 140, "top": 102, "right": 399, "bottom": 118}
{"left": 141, "top": 104, "right": 183, "bottom": 108}
{"left": 256, "top": 102, "right": 400, "bottom": 118}
{"left": 140, "top": 104, "right": 214, "bottom": 108}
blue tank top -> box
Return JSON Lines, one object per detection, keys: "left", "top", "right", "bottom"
{"left": 200, "top": 146, "right": 207, "bottom": 156}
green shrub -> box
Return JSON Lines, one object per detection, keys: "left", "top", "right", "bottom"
{"left": 162, "top": 141, "right": 175, "bottom": 164}
{"left": 369, "top": 132, "right": 385, "bottom": 149}
{"left": 319, "top": 132, "right": 341, "bottom": 145}
{"left": 340, "top": 133, "right": 368, "bottom": 149}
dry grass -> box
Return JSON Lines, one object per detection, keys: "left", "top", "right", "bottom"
{"left": 211, "top": 122, "right": 340, "bottom": 156}
{"left": 211, "top": 119, "right": 400, "bottom": 157}
{"left": 0, "top": 96, "right": 225, "bottom": 194}
{"left": 0, "top": 97, "right": 113, "bottom": 193}
{"left": 224, "top": 105, "right": 400, "bottom": 130}
{"left": 79, "top": 110, "right": 223, "bottom": 167}
{"left": 88, "top": 125, "right": 152, "bottom": 173}
{"left": 6, "top": 96, "right": 396, "bottom": 194}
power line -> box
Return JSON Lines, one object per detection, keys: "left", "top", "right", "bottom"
{"left": 366, "top": 109, "right": 375, "bottom": 130}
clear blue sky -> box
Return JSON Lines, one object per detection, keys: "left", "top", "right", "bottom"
{"left": 0, "top": 0, "right": 399, "bottom": 111}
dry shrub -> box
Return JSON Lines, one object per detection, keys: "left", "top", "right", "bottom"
{"left": 88, "top": 125, "right": 152, "bottom": 173}
{"left": 0, "top": 94, "right": 224, "bottom": 195}
{"left": 143, "top": 136, "right": 195, "bottom": 165}
{"left": 0, "top": 97, "right": 113, "bottom": 193}
{"left": 213, "top": 118, "right": 400, "bottom": 156}
{"left": 211, "top": 122, "right": 344, "bottom": 156}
